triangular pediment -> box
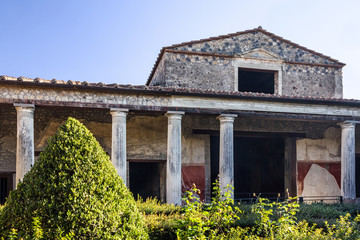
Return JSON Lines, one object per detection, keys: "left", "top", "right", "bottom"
{"left": 148, "top": 27, "right": 345, "bottom": 85}
{"left": 168, "top": 28, "right": 344, "bottom": 66}
{"left": 241, "top": 49, "right": 280, "bottom": 60}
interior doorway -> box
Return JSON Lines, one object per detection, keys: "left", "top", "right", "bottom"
{"left": 211, "top": 136, "right": 285, "bottom": 200}
{"left": 0, "top": 173, "right": 13, "bottom": 205}
{"left": 356, "top": 154, "right": 360, "bottom": 198}
{"left": 129, "top": 161, "right": 164, "bottom": 201}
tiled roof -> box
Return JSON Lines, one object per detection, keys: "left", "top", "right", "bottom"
{"left": 1, "top": 75, "right": 360, "bottom": 108}
{"left": 146, "top": 27, "right": 346, "bottom": 85}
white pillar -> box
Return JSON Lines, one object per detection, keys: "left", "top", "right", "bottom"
{"left": 165, "top": 111, "right": 184, "bottom": 205}
{"left": 110, "top": 108, "right": 128, "bottom": 185}
{"left": 339, "top": 121, "right": 356, "bottom": 200}
{"left": 217, "top": 114, "right": 237, "bottom": 199}
{"left": 14, "top": 103, "right": 35, "bottom": 186}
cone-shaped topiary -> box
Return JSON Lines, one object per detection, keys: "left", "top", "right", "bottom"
{"left": 0, "top": 117, "right": 148, "bottom": 239}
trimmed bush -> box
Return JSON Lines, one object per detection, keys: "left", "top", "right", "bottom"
{"left": 0, "top": 117, "right": 148, "bottom": 239}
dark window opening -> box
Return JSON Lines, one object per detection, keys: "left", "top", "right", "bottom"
{"left": 129, "top": 162, "right": 163, "bottom": 200}
{"left": 238, "top": 68, "right": 275, "bottom": 94}
{"left": 0, "top": 173, "right": 13, "bottom": 205}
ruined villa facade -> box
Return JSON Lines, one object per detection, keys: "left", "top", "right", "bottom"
{"left": 1, "top": 27, "right": 360, "bottom": 205}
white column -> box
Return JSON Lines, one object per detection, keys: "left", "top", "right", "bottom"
{"left": 110, "top": 108, "right": 128, "bottom": 185}
{"left": 14, "top": 103, "right": 35, "bottom": 186}
{"left": 165, "top": 111, "right": 184, "bottom": 205}
{"left": 217, "top": 114, "right": 237, "bottom": 199}
{"left": 339, "top": 121, "right": 356, "bottom": 200}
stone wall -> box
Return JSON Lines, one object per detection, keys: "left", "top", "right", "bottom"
{"left": 162, "top": 52, "right": 235, "bottom": 90}
{"left": 151, "top": 51, "right": 342, "bottom": 98}
{"left": 172, "top": 31, "right": 339, "bottom": 65}
{"left": 282, "top": 64, "right": 342, "bottom": 98}
{"left": 150, "top": 56, "right": 166, "bottom": 87}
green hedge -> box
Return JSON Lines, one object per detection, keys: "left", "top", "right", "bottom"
{"left": 0, "top": 117, "right": 147, "bottom": 239}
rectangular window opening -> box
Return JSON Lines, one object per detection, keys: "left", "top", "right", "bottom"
{"left": 238, "top": 68, "right": 275, "bottom": 94}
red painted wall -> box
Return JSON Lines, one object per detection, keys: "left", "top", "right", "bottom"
{"left": 297, "top": 162, "right": 341, "bottom": 195}
{"left": 181, "top": 165, "right": 205, "bottom": 201}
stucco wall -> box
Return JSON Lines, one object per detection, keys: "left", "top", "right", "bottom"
{"left": 0, "top": 106, "right": 16, "bottom": 172}
{"left": 296, "top": 127, "right": 342, "bottom": 197}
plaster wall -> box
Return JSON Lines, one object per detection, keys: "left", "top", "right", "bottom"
{"left": 296, "top": 127, "right": 342, "bottom": 197}
{"left": 0, "top": 106, "right": 16, "bottom": 172}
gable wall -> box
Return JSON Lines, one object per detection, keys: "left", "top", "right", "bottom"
{"left": 172, "top": 32, "right": 338, "bottom": 65}
{"left": 155, "top": 52, "right": 342, "bottom": 98}
{"left": 150, "top": 31, "right": 343, "bottom": 98}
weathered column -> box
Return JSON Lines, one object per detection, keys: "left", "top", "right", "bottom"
{"left": 339, "top": 121, "right": 356, "bottom": 200}
{"left": 217, "top": 114, "right": 237, "bottom": 198}
{"left": 14, "top": 103, "right": 35, "bottom": 186}
{"left": 165, "top": 111, "right": 184, "bottom": 205}
{"left": 110, "top": 108, "right": 128, "bottom": 185}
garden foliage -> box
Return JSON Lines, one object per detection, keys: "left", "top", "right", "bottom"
{"left": 0, "top": 117, "right": 148, "bottom": 239}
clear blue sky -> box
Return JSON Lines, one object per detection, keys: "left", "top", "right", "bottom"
{"left": 1, "top": 0, "right": 359, "bottom": 98}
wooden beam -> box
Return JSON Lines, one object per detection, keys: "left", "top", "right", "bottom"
{"left": 193, "top": 129, "right": 306, "bottom": 138}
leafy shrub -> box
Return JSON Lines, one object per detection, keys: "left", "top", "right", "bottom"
{"left": 138, "top": 190, "right": 360, "bottom": 239}
{"left": 176, "top": 182, "right": 241, "bottom": 239}
{"left": 137, "top": 197, "right": 179, "bottom": 216}
{"left": 251, "top": 196, "right": 299, "bottom": 238}
{"left": 0, "top": 117, "right": 148, "bottom": 239}
{"left": 137, "top": 198, "right": 180, "bottom": 240}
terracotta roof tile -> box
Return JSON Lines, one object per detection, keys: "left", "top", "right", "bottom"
{"left": 1, "top": 75, "right": 360, "bottom": 107}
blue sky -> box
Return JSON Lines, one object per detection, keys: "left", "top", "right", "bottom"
{"left": 1, "top": 0, "right": 360, "bottom": 98}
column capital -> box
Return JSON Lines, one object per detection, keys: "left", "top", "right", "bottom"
{"left": 217, "top": 114, "right": 237, "bottom": 123}
{"left": 165, "top": 111, "right": 185, "bottom": 119}
{"left": 338, "top": 121, "right": 356, "bottom": 129}
{"left": 110, "top": 108, "right": 128, "bottom": 117}
{"left": 14, "top": 103, "right": 35, "bottom": 113}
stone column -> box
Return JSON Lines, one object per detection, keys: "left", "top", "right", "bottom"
{"left": 165, "top": 111, "right": 184, "bottom": 205}
{"left": 217, "top": 114, "right": 237, "bottom": 199}
{"left": 110, "top": 108, "right": 128, "bottom": 185}
{"left": 14, "top": 103, "right": 35, "bottom": 186}
{"left": 339, "top": 121, "right": 356, "bottom": 200}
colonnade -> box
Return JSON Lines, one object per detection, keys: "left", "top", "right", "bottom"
{"left": 13, "top": 103, "right": 358, "bottom": 203}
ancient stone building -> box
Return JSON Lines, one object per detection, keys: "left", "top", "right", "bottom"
{"left": 1, "top": 27, "right": 360, "bottom": 204}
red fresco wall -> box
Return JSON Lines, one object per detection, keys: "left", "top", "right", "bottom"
{"left": 181, "top": 165, "right": 205, "bottom": 201}
{"left": 297, "top": 162, "right": 341, "bottom": 195}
